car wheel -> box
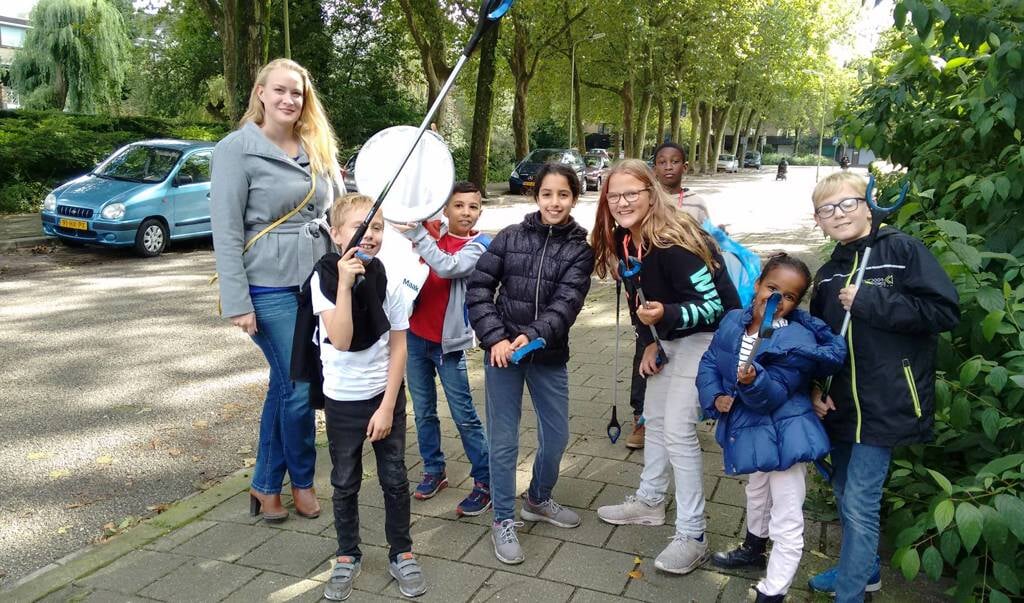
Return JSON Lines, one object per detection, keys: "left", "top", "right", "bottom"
{"left": 135, "top": 218, "right": 168, "bottom": 257}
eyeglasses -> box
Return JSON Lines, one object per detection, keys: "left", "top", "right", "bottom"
{"left": 607, "top": 188, "right": 650, "bottom": 204}
{"left": 815, "top": 197, "right": 864, "bottom": 219}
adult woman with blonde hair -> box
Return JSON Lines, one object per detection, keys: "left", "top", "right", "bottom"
{"left": 211, "top": 58, "right": 342, "bottom": 522}
{"left": 591, "top": 159, "right": 740, "bottom": 575}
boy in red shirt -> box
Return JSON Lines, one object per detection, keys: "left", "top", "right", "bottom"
{"left": 396, "top": 182, "right": 492, "bottom": 516}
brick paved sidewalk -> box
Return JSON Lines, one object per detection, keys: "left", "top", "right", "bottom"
{"left": 7, "top": 282, "right": 946, "bottom": 602}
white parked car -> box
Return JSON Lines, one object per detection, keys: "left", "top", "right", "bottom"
{"left": 717, "top": 153, "right": 739, "bottom": 173}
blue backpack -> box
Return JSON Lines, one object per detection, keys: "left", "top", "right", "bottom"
{"left": 702, "top": 220, "right": 760, "bottom": 309}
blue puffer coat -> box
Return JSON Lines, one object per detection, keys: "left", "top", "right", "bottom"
{"left": 696, "top": 308, "right": 846, "bottom": 476}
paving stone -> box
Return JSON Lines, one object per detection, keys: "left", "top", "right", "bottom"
{"left": 462, "top": 531, "right": 561, "bottom": 577}
{"left": 711, "top": 475, "right": 747, "bottom": 506}
{"left": 143, "top": 520, "right": 216, "bottom": 553}
{"left": 624, "top": 565, "right": 728, "bottom": 602}
{"left": 539, "top": 542, "right": 634, "bottom": 594}
{"left": 568, "top": 588, "right": 628, "bottom": 603}
{"left": 201, "top": 491, "right": 261, "bottom": 525}
{"left": 139, "top": 558, "right": 259, "bottom": 601}
{"left": 568, "top": 415, "right": 613, "bottom": 437}
{"left": 78, "top": 550, "right": 189, "bottom": 595}
{"left": 409, "top": 517, "right": 488, "bottom": 560}
{"left": 472, "top": 570, "right": 575, "bottom": 602}
{"left": 550, "top": 476, "right": 604, "bottom": 509}
{"left": 589, "top": 484, "right": 635, "bottom": 510}
{"left": 80, "top": 588, "right": 163, "bottom": 602}
{"left": 603, "top": 524, "right": 676, "bottom": 558}
{"left": 518, "top": 450, "right": 592, "bottom": 479}
{"left": 567, "top": 436, "right": 633, "bottom": 461}
{"left": 566, "top": 402, "right": 613, "bottom": 419}
{"left": 526, "top": 508, "right": 613, "bottom": 547}
{"left": 272, "top": 500, "right": 336, "bottom": 535}
{"left": 705, "top": 501, "right": 745, "bottom": 538}
{"left": 379, "top": 554, "right": 492, "bottom": 602}
{"left": 409, "top": 484, "right": 473, "bottom": 519}
{"left": 720, "top": 575, "right": 759, "bottom": 602}
{"left": 221, "top": 571, "right": 325, "bottom": 602}
{"left": 237, "top": 530, "right": 335, "bottom": 577}
{"left": 568, "top": 385, "right": 602, "bottom": 402}
{"left": 171, "top": 522, "right": 277, "bottom": 562}
{"left": 305, "top": 544, "right": 395, "bottom": 594}
{"left": 577, "top": 457, "right": 644, "bottom": 488}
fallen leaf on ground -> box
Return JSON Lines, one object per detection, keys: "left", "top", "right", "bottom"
{"left": 192, "top": 420, "right": 209, "bottom": 429}
{"left": 242, "top": 457, "right": 256, "bottom": 468}
{"left": 27, "top": 451, "right": 54, "bottom": 461}
{"left": 808, "top": 549, "right": 828, "bottom": 559}
{"left": 167, "top": 448, "right": 183, "bottom": 458}
{"left": 628, "top": 569, "right": 644, "bottom": 579}
{"left": 236, "top": 446, "right": 252, "bottom": 454}
{"left": 191, "top": 455, "right": 204, "bottom": 463}
{"left": 56, "top": 526, "right": 70, "bottom": 535}
{"left": 49, "top": 470, "right": 70, "bottom": 479}
{"left": 95, "top": 455, "right": 113, "bottom": 465}
{"left": 147, "top": 503, "right": 170, "bottom": 514}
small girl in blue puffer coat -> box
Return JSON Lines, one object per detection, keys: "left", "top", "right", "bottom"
{"left": 696, "top": 253, "right": 845, "bottom": 603}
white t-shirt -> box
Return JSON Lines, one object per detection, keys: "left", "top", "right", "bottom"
{"left": 310, "top": 271, "right": 409, "bottom": 401}
{"left": 737, "top": 317, "right": 789, "bottom": 368}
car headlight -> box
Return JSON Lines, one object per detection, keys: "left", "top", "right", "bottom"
{"left": 43, "top": 193, "right": 57, "bottom": 212}
{"left": 101, "top": 203, "right": 126, "bottom": 220}
{"left": 510, "top": 168, "right": 519, "bottom": 179}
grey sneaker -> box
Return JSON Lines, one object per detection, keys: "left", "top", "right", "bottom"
{"left": 323, "top": 556, "right": 361, "bottom": 601}
{"left": 654, "top": 534, "right": 710, "bottom": 575}
{"left": 492, "top": 519, "right": 526, "bottom": 565}
{"left": 597, "top": 495, "right": 666, "bottom": 526}
{"left": 521, "top": 498, "right": 581, "bottom": 528}
{"left": 389, "top": 552, "right": 427, "bottom": 597}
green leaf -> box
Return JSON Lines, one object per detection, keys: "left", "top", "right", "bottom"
{"left": 983, "top": 311, "right": 1005, "bottom": 341}
{"left": 982, "top": 407, "right": 1000, "bottom": 441}
{"left": 1012, "top": 375, "right": 1024, "bottom": 390}
{"left": 940, "top": 529, "right": 961, "bottom": 563}
{"left": 934, "top": 499, "right": 955, "bottom": 531}
{"left": 987, "top": 365, "right": 1009, "bottom": 393}
{"left": 896, "top": 525, "right": 925, "bottom": 548}
{"left": 989, "top": 33, "right": 1001, "bottom": 48}
{"left": 934, "top": 218, "right": 968, "bottom": 239}
{"left": 991, "top": 589, "right": 1011, "bottom": 603}
{"left": 979, "top": 117, "right": 995, "bottom": 138}
{"left": 994, "top": 494, "right": 1024, "bottom": 542}
{"left": 922, "top": 546, "right": 943, "bottom": 581}
{"left": 947, "top": 174, "right": 976, "bottom": 192}
{"left": 910, "top": 1, "right": 930, "bottom": 36}
{"left": 996, "top": 176, "right": 1011, "bottom": 199}
{"left": 893, "top": 2, "right": 908, "bottom": 29}
{"left": 956, "top": 502, "right": 983, "bottom": 552}
{"left": 900, "top": 546, "right": 920, "bottom": 581}
{"left": 945, "top": 56, "right": 972, "bottom": 71}
{"left": 897, "top": 201, "right": 922, "bottom": 223}
{"left": 978, "top": 453, "right": 1024, "bottom": 478}
{"left": 960, "top": 358, "right": 982, "bottom": 386}
{"left": 981, "top": 505, "right": 1008, "bottom": 547}
{"left": 994, "top": 562, "right": 1021, "bottom": 595}
{"left": 950, "top": 241, "right": 982, "bottom": 269}
{"left": 1009, "top": 50, "right": 1022, "bottom": 69}
{"left": 950, "top": 395, "right": 971, "bottom": 429}
{"left": 927, "top": 469, "right": 953, "bottom": 496}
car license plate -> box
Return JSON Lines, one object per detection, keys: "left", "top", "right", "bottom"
{"left": 523, "top": 181, "right": 535, "bottom": 188}
{"left": 59, "top": 218, "right": 88, "bottom": 230}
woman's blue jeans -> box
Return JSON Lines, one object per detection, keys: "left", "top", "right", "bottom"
{"left": 248, "top": 291, "right": 317, "bottom": 494}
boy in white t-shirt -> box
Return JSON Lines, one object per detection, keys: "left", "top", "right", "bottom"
{"left": 315, "top": 194, "right": 426, "bottom": 601}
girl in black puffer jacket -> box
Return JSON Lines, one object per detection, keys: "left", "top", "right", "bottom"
{"left": 467, "top": 163, "right": 595, "bottom": 565}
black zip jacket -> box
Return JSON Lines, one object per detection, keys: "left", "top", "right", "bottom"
{"left": 810, "top": 227, "right": 960, "bottom": 447}
{"left": 467, "top": 211, "right": 595, "bottom": 365}
{"left": 615, "top": 227, "right": 740, "bottom": 347}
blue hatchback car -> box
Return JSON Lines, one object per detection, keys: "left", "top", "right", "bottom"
{"left": 41, "top": 139, "right": 216, "bottom": 256}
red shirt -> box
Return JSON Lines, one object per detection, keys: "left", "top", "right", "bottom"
{"left": 409, "top": 222, "right": 474, "bottom": 343}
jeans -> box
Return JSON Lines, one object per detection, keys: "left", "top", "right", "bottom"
{"left": 406, "top": 331, "right": 489, "bottom": 484}
{"left": 484, "top": 354, "right": 570, "bottom": 522}
{"left": 630, "top": 338, "right": 646, "bottom": 417}
{"left": 248, "top": 291, "right": 316, "bottom": 494}
{"left": 324, "top": 387, "right": 412, "bottom": 562}
{"left": 636, "top": 333, "right": 712, "bottom": 538}
{"left": 831, "top": 441, "right": 892, "bottom": 603}
{"left": 746, "top": 464, "right": 807, "bottom": 596}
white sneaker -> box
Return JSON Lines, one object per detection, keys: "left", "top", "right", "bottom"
{"left": 654, "top": 534, "right": 709, "bottom": 575}
{"left": 596, "top": 495, "right": 666, "bottom": 526}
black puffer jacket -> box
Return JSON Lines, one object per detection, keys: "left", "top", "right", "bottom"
{"left": 810, "top": 227, "right": 960, "bottom": 447}
{"left": 468, "top": 212, "right": 595, "bottom": 365}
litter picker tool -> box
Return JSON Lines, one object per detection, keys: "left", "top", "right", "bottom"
{"left": 618, "top": 256, "right": 668, "bottom": 367}
{"left": 510, "top": 337, "right": 546, "bottom": 364}
{"left": 607, "top": 280, "right": 623, "bottom": 443}
{"left": 739, "top": 292, "right": 782, "bottom": 374}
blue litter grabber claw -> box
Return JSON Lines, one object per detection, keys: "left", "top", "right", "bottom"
{"left": 510, "top": 337, "right": 545, "bottom": 364}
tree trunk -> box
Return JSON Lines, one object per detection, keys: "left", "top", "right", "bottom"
{"left": 751, "top": 116, "right": 764, "bottom": 154}
{"left": 729, "top": 106, "right": 746, "bottom": 156}
{"left": 669, "top": 96, "right": 681, "bottom": 143}
{"left": 222, "top": 0, "right": 241, "bottom": 121}
{"left": 712, "top": 105, "right": 732, "bottom": 170}
{"left": 573, "top": 60, "right": 585, "bottom": 152}
{"left": 468, "top": 23, "right": 500, "bottom": 196}
{"left": 740, "top": 108, "right": 756, "bottom": 157}
{"left": 54, "top": 64, "right": 68, "bottom": 110}
{"left": 513, "top": 78, "right": 530, "bottom": 160}
{"left": 656, "top": 96, "right": 665, "bottom": 147}
{"left": 622, "top": 79, "right": 635, "bottom": 157}
{"left": 700, "top": 102, "right": 713, "bottom": 173}
{"left": 794, "top": 127, "right": 801, "bottom": 156}
{"left": 241, "top": 1, "right": 266, "bottom": 100}
{"left": 688, "top": 100, "right": 701, "bottom": 172}
{"left": 631, "top": 87, "right": 653, "bottom": 159}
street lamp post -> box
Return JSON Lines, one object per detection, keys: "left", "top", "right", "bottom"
{"left": 569, "top": 32, "right": 605, "bottom": 151}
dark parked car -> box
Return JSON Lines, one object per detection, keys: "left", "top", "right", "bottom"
{"left": 584, "top": 153, "right": 611, "bottom": 192}
{"left": 743, "top": 151, "right": 762, "bottom": 169}
{"left": 509, "top": 148, "right": 587, "bottom": 194}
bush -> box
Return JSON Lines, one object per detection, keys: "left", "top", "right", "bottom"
{"left": 762, "top": 152, "right": 837, "bottom": 167}
{"left": 0, "top": 110, "right": 230, "bottom": 214}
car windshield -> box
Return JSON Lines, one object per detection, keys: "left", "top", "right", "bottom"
{"left": 719, "top": 154, "right": 735, "bottom": 161}
{"left": 524, "top": 149, "right": 563, "bottom": 163}
{"left": 95, "top": 146, "right": 182, "bottom": 183}
{"left": 585, "top": 156, "right": 603, "bottom": 167}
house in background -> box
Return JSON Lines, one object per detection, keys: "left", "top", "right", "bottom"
{"left": 1, "top": 14, "right": 31, "bottom": 109}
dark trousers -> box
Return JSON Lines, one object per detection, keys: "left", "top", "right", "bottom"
{"left": 630, "top": 338, "right": 647, "bottom": 417}
{"left": 324, "top": 386, "right": 411, "bottom": 562}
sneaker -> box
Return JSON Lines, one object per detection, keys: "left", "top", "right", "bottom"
{"left": 626, "top": 422, "right": 645, "bottom": 449}
{"left": 597, "top": 495, "right": 665, "bottom": 526}
{"left": 492, "top": 519, "right": 526, "bottom": 565}
{"left": 711, "top": 531, "right": 768, "bottom": 569}
{"left": 388, "top": 552, "right": 427, "bottom": 598}
{"left": 521, "top": 497, "right": 581, "bottom": 528}
{"left": 413, "top": 472, "right": 448, "bottom": 500}
{"left": 654, "top": 534, "right": 709, "bottom": 575}
{"left": 808, "top": 557, "right": 882, "bottom": 595}
{"left": 323, "top": 556, "right": 361, "bottom": 601}
{"left": 456, "top": 481, "right": 492, "bottom": 517}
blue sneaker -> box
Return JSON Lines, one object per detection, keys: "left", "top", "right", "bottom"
{"left": 808, "top": 557, "right": 882, "bottom": 595}
{"left": 413, "top": 472, "right": 448, "bottom": 500}
{"left": 456, "top": 481, "right": 492, "bottom": 517}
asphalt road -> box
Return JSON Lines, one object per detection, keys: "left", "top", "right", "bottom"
{"left": 0, "top": 164, "right": 846, "bottom": 588}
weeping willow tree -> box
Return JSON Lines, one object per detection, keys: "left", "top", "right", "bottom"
{"left": 11, "top": 0, "right": 130, "bottom": 112}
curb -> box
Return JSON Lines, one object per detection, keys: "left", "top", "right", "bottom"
{"left": 2, "top": 469, "right": 252, "bottom": 602}
{"left": 0, "top": 236, "right": 54, "bottom": 252}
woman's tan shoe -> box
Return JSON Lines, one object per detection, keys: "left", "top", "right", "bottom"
{"left": 249, "top": 490, "right": 289, "bottom": 523}
{"left": 292, "top": 486, "right": 322, "bottom": 519}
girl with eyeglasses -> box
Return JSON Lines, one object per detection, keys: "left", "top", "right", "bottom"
{"left": 590, "top": 159, "right": 740, "bottom": 575}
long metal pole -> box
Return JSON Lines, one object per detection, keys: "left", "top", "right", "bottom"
{"left": 569, "top": 41, "right": 577, "bottom": 149}
{"left": 283, "top": 0, "right": 291, "bottom": 59}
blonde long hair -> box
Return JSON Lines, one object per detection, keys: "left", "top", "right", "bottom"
{"left": 241, "top": 58, "right": 339, "bottom": 177}
{"left": 591, "top": 159, "right": 719, "bottom": 279}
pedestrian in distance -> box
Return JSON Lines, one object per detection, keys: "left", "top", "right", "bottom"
{"left": 591, "top": 159, "right": 740, "bottom": 575}
{"left": 807, "top": 172, "right": 959, "bottom": 601}
{"left": 210, "top": 58, "right": 343, "bottom": 524}
{"left": 313, "top": 194, "right": 426, "bottom": 600}
{"left": 393, "top": 182, "right": 493, "bottom": 517}
{"left": 467, "top": 162, "right": 595, "bottom": 565}
{"left": 696, "top": 253, "right": 846, "bottom": 603}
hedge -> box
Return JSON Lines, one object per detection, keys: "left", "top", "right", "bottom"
{"left": 0, "top": 110, "right": 231, "bottom": 213}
